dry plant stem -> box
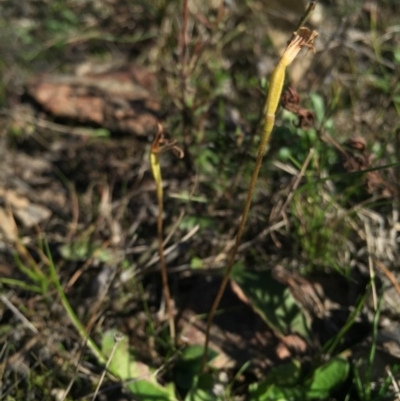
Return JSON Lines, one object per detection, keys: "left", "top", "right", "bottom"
{"left": 0, "top": 295, "right": 38, "bottom": 334}
{"left": 364, "top": 222, "right": 377, "bottom": 310}
{"left": 180, "top": 0, "right": 193, "bottom": 171}
{"left": 150, "top": 124, "right": 180, "bottom": 345}
{"left": 386, "top": 366, "right": 400, "bottom": 399}
{"left": 180, "top": 0, "right": 189, "bottom": 97}
{"left": 374, "top": 259, "right": 400, "bottom": 297}
{"left": 156, "top": 178, "right": 176, "bottom": 343}
{"left": 91, "top": 333, "right": 124, "bottom": 401}
{"left": 274, "top": 147, "right": 315, "bottom": 220}
{"left": 294, "top": 1, "right": 317, "bottom": 34}
{"left": 200, "top": 23, "right": 318, "bottom": 370}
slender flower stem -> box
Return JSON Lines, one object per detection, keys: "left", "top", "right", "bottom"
{"left": 200, "top": 21, "right": 318, "bottom": 371}
{"left": 150, "top": 124, "right": 178, "bottom": 345}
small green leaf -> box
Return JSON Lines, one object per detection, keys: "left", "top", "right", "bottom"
{"left": 101, "top": 329, "right": 131, "bottom": 379}
{"left": 249, "top": 382, "right": 303, "bottom": 401}
{"left": 175, "top": 345, "right": 218, "bottom": 391}
{"left": 231, "top": 265, "right": 311, "bottom": 338}
{"left": 265, "top": 359, "right": 302, "bottom": 386}
{"left": 170, "top": 191, "right": 208, "bottom": 203}
{"left": 59, "top": 240, "right": 113, "bottom": 262}
{"left": 185, "top": 387, "right": 218, "bottom": 401}
{"left": 190, "top": 257, "right": 204, "bottom": 269}
{"left": 304, "top": 356, "right": 349, "bottom": 399}
{"left": 179, "top": 216, "right": 215, "bottom": 230}
{"left": 310, "top": 93, "right": 325, "bottom": 122}
{"left": 249, "top": 360, "right": 301, "bottom": 400}
{"left": 87, "top": 128, "right": 110, "bottom": 137}
{"left": 249, "top": 357, "right": 348, "bottom": 401}
{"left": 101, "top": 330, "right": 178, "bottom": 401}
{"left": 59, "top": 240, "right": 96, "bottom": 261}
{"left": 184, "top": 373, "right": 221, "bottom": 401}
{"left": 127, "top": 380, "right": 177, "bottom": 401}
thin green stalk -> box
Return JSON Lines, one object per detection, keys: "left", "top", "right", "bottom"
{"left": 365, "top": 294, "right": 383, "bottom": 401}
{"left": 0, "top": 278, "right": 42, "bottom": 293}
{"left": 323, "top": 290, "right": 368, "bottom": 356}
{"left": 200, "top": 10, "right": 318, "bottom": 371}
{"left": 45, "top": 241, "right": 106, "bottom": 364}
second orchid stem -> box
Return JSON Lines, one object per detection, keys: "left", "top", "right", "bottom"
{"left": 200, "top": 21, "right": 318, "bottom": 370}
